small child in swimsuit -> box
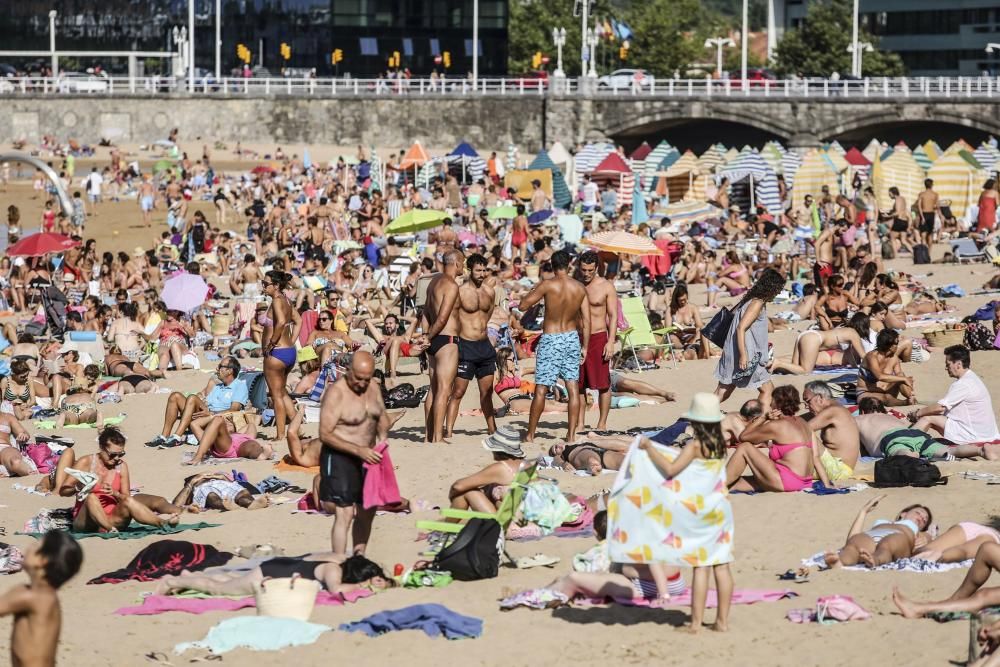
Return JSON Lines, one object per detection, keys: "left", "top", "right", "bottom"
{"left": 0, "top": 530, "right": 82, "bottom": 667}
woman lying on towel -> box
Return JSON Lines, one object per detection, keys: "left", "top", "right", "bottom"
{"left": 549, "top": 440, "right": 629, "bottom": 475}
{"left": 768, "top": 324, "right": 866, "bottom": 375}
{"left": 820, "top": 495, "right": 932, "bottom": 569}
{"left": 153, "top": 553, "right": 394, "bottom": 597}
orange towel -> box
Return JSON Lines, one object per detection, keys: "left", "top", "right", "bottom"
{"left": 274, "top": 455, "right": 319, "bottom": 474}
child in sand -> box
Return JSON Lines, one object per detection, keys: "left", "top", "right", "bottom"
{"left": 0, "top": 530, "right": 83, "bottom": 667}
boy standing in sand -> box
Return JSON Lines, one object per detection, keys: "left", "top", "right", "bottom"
{"left": 0, "top": 531, "right": 83, "bottom": 667}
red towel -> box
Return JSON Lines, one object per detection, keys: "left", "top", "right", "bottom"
{"left": 362, "top": 442, "right": 402, "bottom": 509}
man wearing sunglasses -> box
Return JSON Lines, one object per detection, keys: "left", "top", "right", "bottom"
{"left": 154, "top": 356, "right": 249, "bottom": 446}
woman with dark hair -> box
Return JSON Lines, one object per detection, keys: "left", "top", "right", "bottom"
{"left": 261, "top": 270, "right": 301, "bottom": 439}
{"left": 852, "top": 262, "right": 879, "bottom": 307}
{"left": 725, "top": 384, "right": 821, "bottom": 492}
{"left": 706, "top": 250, "right": 752, "bottom": 307}
{"left": 859, "top": 329, "right": 915, "bottom": 406}
{"left": 814, "top": 274, "right": 858, "bottom": 330}
{"left": 768, "top": 324, "right": 865, "bottom": 374}
{"left": 978, "top": 178, "right": 999, "bottom": 233}
{"left": 153, "top": 553, "right": 394, "bottom": 597}
{"left": 665, "top": 284, "right": 709, "bottom": 359}
{"left": 818, "top": 495, "right": 932, "bottom": 569}
{"left": 713, "top": 267, "right": 785, "bottom": 410}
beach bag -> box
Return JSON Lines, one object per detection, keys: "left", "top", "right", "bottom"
{"left": 913, "top": 244, "right": 931, "bottom": 265}
{"left": 964, "top": 323, "right": 995, "bottom": 351}
{"left": 383, "top": 383, "right": 423, "bottom": 409}
{"left": 873, "top": 456, "right": 944, "bottom": 487}
{"left": 432, "top": 518, "right": 503, "bottom": 581}
{"left": 253, "top": 575, "right": 321, "bottom": 621}
{"left": 881, "top": 243, "right": 895, "bottom": 260}
{"left": 816, "top": 595, "right": 871, "bottom": 623}
{"left": 701, "top": 306, "right": 734, "bottom": 349}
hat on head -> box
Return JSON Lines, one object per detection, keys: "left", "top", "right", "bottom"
{"left": 682, "top": 392, "right": 725, "bottom": 423}
{"left": 133, "top": 246, "right": 146, "bottom": 257}
{"left": 482, "top": 425, "right": 525, "bottom": 458}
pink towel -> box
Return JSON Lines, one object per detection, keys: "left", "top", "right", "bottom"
{"left": 114, "top": 588, "right": 372, "bottom": 616}
{"left": 577, "top": 588, "right": 796, "bottom": 609}
{"left": 362, "top": 442, "right": 402, "bottom": 510}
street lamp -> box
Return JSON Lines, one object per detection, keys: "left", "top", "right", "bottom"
{"left": 187, "top": 0, "right": 195, "bottom": 92}
{"left": 740, "top": 0, "right": 748, "bottom": 82}
{"left": 585, "top": 27, "right": 598, "bottom": 77}
{"left": 48, "top": 10, "right": 57, "bottom": 77}
{"left": 846, "top": 41, "right": 873, "bottom": 77}
{"left": 173, "top": 26, "right": 188, "bottom": 78}
{"left": 577, "top": 0, "right": 592, "bottom": 78}
{"left": 705, "top": 37, "right": 735, "bottom": 78}
{"left": 985, "top": 43, "right": 1000, "bottom": 53}
{"left": 850, "top": 0, "right": 860, "bottom": 77}
{"left": 472, "top": 0, "right": 479, "bottom": 83}
{"left": 552, "top": 27, "right": 567, "bottom": 77}
{"left": 215, "top": 0, "right": 221, "bottom": 81}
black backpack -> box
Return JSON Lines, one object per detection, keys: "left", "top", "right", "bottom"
{"left": 432, "top": 518, "right": 503, "bottom": 581}
{"left": 382, "top": 383, "right": 428, "bottom": 409}
{"left": 873, "top": 456, "right": 945, "bottom": 487}
{"left": 913, "top": 244, "right": 931, "bottom": 264}
{"left": 881, "top": 243, "right": 896, "bottom": 260}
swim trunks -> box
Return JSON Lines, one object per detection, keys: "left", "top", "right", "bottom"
{"left": 819, "top": 449, "right": 854, "bottom": 482}
{"left": 319, "top": 447, "right": 365, "bottom": 507}
{"left": 878, "top": 427, "right": 948, "bottom": 459}
{"left": 192, "top": 479, "right": 245, "bottom": 508}
{"left": 580, "top": 330, "right": 611, "bottom": 392}
{"left": 534, "top": 330, "right": 581, "bottom": 387}
{"left": 141, "top": 195, "right": 154, "bottom": 212}
{"left": 427, "top": 334, "right": 458, "bottom": 356}
{"left": 919, "top": 212, "right": 935, "bottom": 235}
{"left": 456, "top": 338, "right": 497, "bottom": 381}
{"left": 891, "top": 218, "right": 908, "bottom": 233}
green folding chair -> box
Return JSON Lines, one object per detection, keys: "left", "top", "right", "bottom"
{"left": 615, "top": 296, "right": 679, "bottom": 369}
{"left": 415, "top": 459, "right": 539, "bottom": 535}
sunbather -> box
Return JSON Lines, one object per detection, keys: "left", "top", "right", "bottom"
{"left": 549, "top": 440, "right": 629, "bottom": 475}
{"left": 893, "top": 542, "right": 1000, "bottom": 618}
{"left": 0, "top": 412, "right": 33, "bottom": 477}
{"left": 449, "top": 427, "right": 525, "bottom": 513}
{"left": 171, "top": 472, "right": 269, "bottom": 511}
{"left": 822, "top": 495, "right": 931, "bottom": 569}
{"left": 185, "top": 414, "right": 273, "bottom": 465}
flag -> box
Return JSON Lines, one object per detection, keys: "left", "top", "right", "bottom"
{"left": 617, "top": 20, "right": 634, "bottom": 40}
{"left": 603, "top": 19, "right": 614, "bottom": 41}
{"left": 595, "top": 19, "right": 605, "bottom": 39}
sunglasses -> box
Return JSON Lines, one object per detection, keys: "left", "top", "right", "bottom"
{"left": 318, "top": 316, "right": 331, "bottom": 321}
{"left": 106, "top": 450, "right": 126, "bottom": 460}
{"left": 262, "top": 282, "right": 273, "bottom": 288}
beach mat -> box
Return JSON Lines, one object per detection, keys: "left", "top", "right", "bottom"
{"left": 275, "top": 456, "right": 319, "bottom": 474}
{"left": 34, "top": 415, "right": 126, "bottom": 430}
{"left": 115, "top": 588, "right": 372, "bottom": 615}
{"left": 18, "top": 522, "right": 219, "bottom": 540}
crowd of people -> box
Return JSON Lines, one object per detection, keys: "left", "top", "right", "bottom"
{"left": 3, "top": 134, "right": 1000, "bottom": 664}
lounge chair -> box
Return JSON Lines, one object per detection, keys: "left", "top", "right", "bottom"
{"left": 951, "top": 237, "right": 985, "bottom": 263}
{"left": 615, "top": 296, "right": 679, "bottom": 370}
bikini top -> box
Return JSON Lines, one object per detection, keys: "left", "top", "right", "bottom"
{"left": 769, "top": 442, "right": 810, "bottom": 462}
{"left": 495, "top": 374, "right": 521, "bottom": 395}
{"left": 873, "top": 518, "right": 919, "bottom": 535}
{"left": 3, "top": 382, "right": 30, "bottom": 403}
{"left": 825, "top": 303, "right": 849, "bottom": 320}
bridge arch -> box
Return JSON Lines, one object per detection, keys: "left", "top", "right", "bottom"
{"left": 601, "top": 107, "right": 791, "bottom": 153}
{"left": 823, "top": 110, "right": 1000, "bottom": 147}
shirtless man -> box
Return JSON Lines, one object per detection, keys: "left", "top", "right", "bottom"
{"left": 422, "top": 250, "right": 462, "bottom": 444}
{"left": 802, "top": 381, "right": 860, "bottom": 482}
{"left": 138, "top": 177, "right": 155, "bottom": 227}
{"left": 230, "top": 254, "right": 264, "bottom": 296}
{"left": 445, "top": 254, "right": 498, "bottom": 438}
{"left": 517, "top": 250, "right": 590, "bottom": 444}
{"left": 288, "top": 403, "right": 405, "bottom": 468}
{"left": 317, "top": 351, "right": 388, "bottom": 555}
{"left": 576, "top": 251, "right": 618, "bottom": 431}
{"left": 890, "top": 186, "right": 912, "bottom": 254}
{"left": 916, "top": 178, "right": 941, "bottom": 248}
{"left": 854, "top": 396, "right": 979, "bottom": 460}
{"left": 530, "top": 179, "right": 549, "bottom": 212}
{"left": 813, "top": 223, "right": 835, "bottom": 291}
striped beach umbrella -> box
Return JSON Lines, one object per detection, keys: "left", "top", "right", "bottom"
{"left": 583, "top": 230, "right": 663, "bottom": 256}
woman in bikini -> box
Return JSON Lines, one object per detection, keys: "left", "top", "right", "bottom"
{"left": 768, "top": 325, "right": 865, "bottom": 374}
{"left": 1, "top": 359, "right": 36, "bottom": 420}
{"left": 262, "top": 270, "right": 300, "bottom": 440}
{"left": 549, "top": 440, "right": 629, "bottom": 475}
{"left": 851, "top": 262, "right": 880, "bottom": 307}
{"left": 664, "top": 284, "right": 710, "bottom": 360}
{"left": 821, "top": 495, "right": 931, "bottom": 568}
{"left": 858, "top": 329, "right": 915, "bottom": 407}
{"left": 105, "top": 301, "right": 150, "bottom": 362}
{"left": 55, "top": 366, "right": 102, "bottom": 428}
{"left": 492, "top": 347, "right": 568, "bottom": 417}
{"left": 449, "top": 429, "right": 527, "bottom": 513}
{"left": 0, "top": 412, "right": 33, "bottom": 477}
{"left": 49, "top": 350, "right": 85, "bottom": 410}
{"left": 814, "top": 274, "right": 858, "bottom": 330}
{"left": 706, "top": 251, "right": 752, "bottom": 307}
{"left": 148, "top": 308, "right": 194, "bottom": 373}
{"left": 725, "top": 384, "right": 822, "bottom": 492}
{"left": 185, "top": 414, "right": 272, "bottom": 465}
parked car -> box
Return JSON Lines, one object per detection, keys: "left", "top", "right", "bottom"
{"left": 508, "top": 71, "right": 549, "bottom": 89}
{"left": 725, "top": 68, "right": 777, "bottom": 88}
{"left": 56, "top": 72, "right": 109, "bottom": 93}
{"left": 598, "top": 68, "right": 653, "bottom": 91}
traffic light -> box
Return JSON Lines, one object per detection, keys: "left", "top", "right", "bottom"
{"left": 393, "top": 50, "right": 400, "bottom": 67}
{"left": 332, "top": 48, "right": 343, "bottom": 64}
{"left": 531, "top": 51, "right": 542, "bottom": 69}
{"left": 619, "top": 45, "right": 628, "bottom": 61}
{"left": 442, "top": 51, "right": 451, "bottom": 68}
{"left": 236, "top": 43, "right": 251, "bottom": 64}
{"left": 280, "top": 42, "right": 291, "bottom": 60}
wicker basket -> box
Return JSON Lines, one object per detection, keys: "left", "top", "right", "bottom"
{"left": 924, "top": 325, "right": 965, "bottom": 348}
{"left": 253, "top": 575, "right": 321, "bottom": 621}
{"left": 211, "top": 313, "right": 234, "bottom": 336}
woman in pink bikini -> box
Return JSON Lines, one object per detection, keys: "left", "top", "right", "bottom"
{"left": 725, "top": 384, "right": 822, "bottom": 492}
{"left": 185, "top": 414, "right": 273, "bottom": 465}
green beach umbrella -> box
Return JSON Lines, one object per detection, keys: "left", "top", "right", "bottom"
{"left": 384, "top": 209, "right": 449, "bottom": 234}
{"left": 488, "top": 205, "right": 518, "bottom": 220}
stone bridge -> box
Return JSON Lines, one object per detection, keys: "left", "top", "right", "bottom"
{"left": 3, "top": 94, "right": 1000, "bottom": 151}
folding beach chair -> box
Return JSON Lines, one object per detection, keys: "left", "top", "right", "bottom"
{"left": 951, "top": 238, "right": 985, "bottom": 263}
{"left": 615, "top": 296, "right": 678, "bottom": 370}
{"left": 415, "top": 458, "right": 539, "bottom": 536}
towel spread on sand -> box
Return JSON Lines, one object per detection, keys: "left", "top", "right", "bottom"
{"left": 501, "top": 587, "right": 796, "bottom": 610}
{"left": 275, "top": 456, "right": 319, "bottom": 474}
{"left": 89, "top": 541, "right": 233, "bottom": 584}
{"left": 174, "top": 616, "right": 331, "bottom": 654}
{"left": 116, "top": 588, "right": 372, "bottom": 615}
{"left": 34, "top": 415, "right": 126, "bottom": 430}
{"left": 19, "top": 522, "right": 219, "bottom": 541}
{"left": 339, "top": 603, "right": 483, "bottom": 639}
{"left": 802, "top": 552, "right": 972, "bottom": 572}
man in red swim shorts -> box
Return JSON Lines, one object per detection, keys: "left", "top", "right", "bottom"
{"left": 577, "top": 251, "right": 618, "bottom": 431}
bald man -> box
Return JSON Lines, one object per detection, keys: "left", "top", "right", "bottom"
{"left": 317, "top": 351, "right": 389, "bottom": 555}
{"left": 422, "top": 249, "right": 462, "bottom": 443}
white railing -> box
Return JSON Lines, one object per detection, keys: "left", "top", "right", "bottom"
{"left": 2, "top": 76, "right": 1000, "bottom": 100}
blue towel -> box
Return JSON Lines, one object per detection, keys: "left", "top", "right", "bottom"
{"left": 804, "top": 481, "right": 851, "bottom": 495}
{"left": 175, "top": 616, "right": 331, "bottom": 654}
{"left": 339, "top": 603, "right": 482, "bottom": 640}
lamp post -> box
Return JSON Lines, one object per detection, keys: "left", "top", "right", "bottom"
{"left": 215, "top": 0, "right": 221, "bottom": 80}
{"left": 552, "top": 27, "right": 566, "bottom": 77}
{"left": 705, "top": 37, "right": 735, "bottom": 78}
{"left": 846, "top": 41, "right": 873, "bottom": 77}
{"left": 472, "top": 0, "right": 479, "bottom": 83}
{"left": 850, "top": 0, "right": 860, "bottom": 78}
{"left": 48, "top": 10, "right": 58, "bottom": 77}
{"left": 740, "top": 0, "right": 748, "bottom": 82}
{"left": 579, "top": 0, "right": 590, "bottom": 77}
{"left": 172, "top": 26, "right": 188, "bottom": 79}
{"left": 187, "top": 0, "right": 195, "bottom": 92}
{"left": 585, "top": 27, "right": 598, "bottom": 77}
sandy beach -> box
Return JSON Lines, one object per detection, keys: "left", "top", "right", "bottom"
{"left": 1, "top": 156, "right": 999, "bottom": 666}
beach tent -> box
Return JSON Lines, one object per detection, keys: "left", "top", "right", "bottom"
{"left": 927, "top": 150, "right": 987, "bottom": 220}
{"left": 791, "top": 150, "right": 842, "bottom": 207}
{"left": 697, "top": 147, "right": 725, "bottom": 174}
{"left": 861, "top": 139, "right": 884, "bottom": 163}
{"left": 781, "top": 151, "right": 803, "bottom": 188}
{"left": 827, "top": 140, "right": 846, "bottom": 155}
{"left": 724, "top": 147, "right": 740, "bottom": 162}
{"left": 576, "top": 142, "right": 616, "bottom": 174}
{"left": 590, "top": 152, "right": 635, "bottom": 204}
{"left": 655, "top": 151, "right": 707, "bottom": 202}
{"left": 415, "top": 159, "right": 441, "bottom": 188}
{"left": 719, "top": 151, "right": 782, "bottom": 215}
{"left": 912, "top": 145, "right": 933, "bottom": 172}
{"left": 760, "top": 142, "right": 785, "bottom": 174}
{"left": 923, "top": 140, "right": 942, "bottom": 162}
{"left": 844, "top": 146, "right": 871, "bottom": 182}
{"left": 447, "top": 141, "right": 485, "bottom": 184}
{"left": 504, "top": 169, "right": 553, "bottom": 201}
{"left": 629, "top": 142, "right": 653, "bottom": 179}
{"left": 642, "top": 141, "right": 675, "bottom": 193}
{"left": 974, "top": 143, "right": 1000, "bottom": 173}
{"left": 368, "top": 146, "right": 383, "bottom": 192}
{"left": 399, "top": 141, "right": 431, "bottom": 183}
{"left": 528, "top": 149, "right": 572, "bottom": 209}
{"left": 824, "top": 149, "right": 850, "bottom": 183}
{"left": 548, "top": 141, "right": 571, "bottom": 166}
{"left": 873, "top": 148, "right": 925, "bottom": 210}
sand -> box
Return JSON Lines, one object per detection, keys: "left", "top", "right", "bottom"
{"left": 1, "top": 160, "right": 999, "bottom": 666}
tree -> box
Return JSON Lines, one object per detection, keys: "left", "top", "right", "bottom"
{"left": 772, "top": 0, "right": 904, "bottom": 77}
{"left": 625, "top": 0, "right": 707, "bottom": 77}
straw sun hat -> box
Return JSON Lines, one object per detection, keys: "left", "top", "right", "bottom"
{"left": 482, "top": 425, "right": 525, "bottom": 458}
{"left": 682, "top": 392, "right": 725, "bottom": 423}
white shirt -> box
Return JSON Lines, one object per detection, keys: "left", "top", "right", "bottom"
{"left": 86, "top": 172, "right": 103, "bottom": 195}
{"left": 939, "top": 369, "right": 1000, "bottom": 444}
{"left": 582, "top": 182, "right": 598, "bottom": 206}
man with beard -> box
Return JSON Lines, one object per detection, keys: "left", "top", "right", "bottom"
{"left": 576, "top": 251, "right": 618, "bottom": 432}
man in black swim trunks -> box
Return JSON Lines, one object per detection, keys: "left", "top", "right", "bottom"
{"left": 318, "top": 351, "right": 388, "bottom": 556}
{"left": 421, "top": 249, "right": 462, "bottom": 443}
{"left": 445, "top": 253, "right": 497, "bottom": 439}
{"left": 917, "top": 178, "right": 941, "bottom": 248}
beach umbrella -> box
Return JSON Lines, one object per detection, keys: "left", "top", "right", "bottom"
{"left": 488, "top": 205, "right": 518, "bottom": 220}
{"left": 162, "top": 272, "right": 210, "bottom": 314}
{"left": 384, "top": 209, "right": 449, "bottom": 234}
{"left": 720, "top": 151, "right": 781, "bottom": 215}
{"left": 658, "top": 199, "right": 715, "bottom": 225}
{"left": 583, "top": 230, "right": 662, "bottom": 256}
{"left": 368, "top": 145, "right": 382, "bottom": 192}
{"left": 7, "top": 233, "right": 80, "bottom": 257}
{"left": 153, "top": 159, "right": 174, "bottom": 173}
{"left": 556, "top": 214, "right": 583, "bottom": 244}
{"left": 527, "top": 210, "right": 553, "bottom": 225}
{"left": 781, "top": 151, "right": 803, "bottom": 187}
{"left": 505, "top": 143, "right": 519, "bottom": 173}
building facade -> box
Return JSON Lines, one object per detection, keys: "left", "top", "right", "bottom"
{"left": 780, "top": 0, "right": 1000, "bottom": 76}
{"left": 0, "top": 1, "right": 508, "bottom": 77}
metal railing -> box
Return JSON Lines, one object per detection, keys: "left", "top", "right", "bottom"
{"left": 4, "top": 75, "right": 1000, "bottom": 100}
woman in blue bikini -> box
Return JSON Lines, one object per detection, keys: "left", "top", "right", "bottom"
{"left": 262, "top": 271, "right": 300, "bottom": 440}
